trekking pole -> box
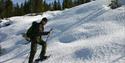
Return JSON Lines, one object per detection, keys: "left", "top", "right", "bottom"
{"left": 45, "top": 28, "right": 53, "bottom": 42}
{"left": 35, "top": 28, "right": 53, "bottom": 62}
{"left": 22, "top": 52, "right": 30, "bottom": 63}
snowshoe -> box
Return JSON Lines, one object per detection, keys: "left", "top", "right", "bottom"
{"left": 34, "top": 55, "right": 50, "bottom": 63}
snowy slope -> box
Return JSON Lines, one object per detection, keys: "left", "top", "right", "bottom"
{"left": 119, "top": 0, "right": 125, "bottom": 5}
{"left": 0, "top": 0, "right": 125, "bottom": 63}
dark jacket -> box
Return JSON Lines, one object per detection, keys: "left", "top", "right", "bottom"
{"left": 26, "top": 22, "right": 49, "bottom": 41}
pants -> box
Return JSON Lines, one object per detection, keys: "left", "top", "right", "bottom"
{"left": 28, "top": 38, "right": 37, "bottom": 63}
{"left": 39, "top": 41, "right": 47, "bottom": 59}
{"left": 28, "top": 37, "right": 47, "bottom": 63}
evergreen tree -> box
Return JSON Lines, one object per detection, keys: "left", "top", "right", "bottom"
{"left": 84, "top": 0, "right": 91, "bottom": 3}
{"left": 36, "top": 0, "right": 43, "bottom": 12}
{"left": 73, "top": 0, "right": 78, "bottom": 6}
{"left": 73, "top": 0, "right": 91, "bottom": 6}
{"left": 0, "top": 45, "right": 2, "bottom": 56}
{"left": 80, "top": 0, "right": 85, "bottom": 4}
{"left": 14, "top": 3, "right": 20, "bottom": 16}
{"left": 49, "top": 2, "right": 54, "bottom": 11}
{"left": 63, "top": 0, "right": 72, "bottom": 9}
{"left": 0, "top": 0, "right": 14, "bottom": 18}
{"left": 57, "top": 0, "right": 62, "bottom": 10}
{"left": 53, "top": 0, "right": 58, "bottom": 10}
{"left": 20, "top": 3, "right": 25, "bottom": 15}
{"left": 28, "top": 0, "right": 34, "bottom": 13}
{"left": 23, "top": 0, "right": 30, "bottom": 14}
{"left": 0, "top": 0, "right": 92, "bottom": 18}
{"left": 109, "top": 0, "right": 121, "bottom": 9}
{"left": 0, "top": 0, "right": 4, "bottom": 18}
{"left": 28, "top": 0, "right": 44, "bottom": 13}
{"left": 43, "top": 0, "right": 49, "bottom": 12}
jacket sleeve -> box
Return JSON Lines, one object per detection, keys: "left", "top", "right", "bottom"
{"left": 40, "top": 31, "right": 49, "bottom": 35}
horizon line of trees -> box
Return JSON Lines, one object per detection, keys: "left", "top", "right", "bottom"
{"left": 0, "top": 0, "right": 91, "bottom": 18}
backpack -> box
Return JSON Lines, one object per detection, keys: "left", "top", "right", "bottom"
{"left": 26, "top": 22, "right": 39, "bottom": 38}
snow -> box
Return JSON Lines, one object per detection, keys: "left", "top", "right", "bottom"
{"left": 119, "top": 0, "right": 125, "bottom": 5}
{"left": 0, "top": 0, "right": 125, "bottom": 63}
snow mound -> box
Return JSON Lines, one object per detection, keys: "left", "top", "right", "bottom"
{"left": 0, "top": 1, "right": 125, "bottom": 63}
{"left": 119, "top": 0, "right": 125, "bottom": 5}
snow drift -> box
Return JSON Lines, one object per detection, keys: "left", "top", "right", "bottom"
{"left": 0, "top": 0, "right": 125, "bottom": 63}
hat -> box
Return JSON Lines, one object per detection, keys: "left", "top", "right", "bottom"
{"left": 32, "top": 21, "right": 37, "bottom": 25}
{"left": 40, "top": 17, "right": 48, "bottom": 24}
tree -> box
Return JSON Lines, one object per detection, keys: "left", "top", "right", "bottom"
{"left": 0, "top": 45, "right": 2, "bottom": 56}
{"left": 73, "top": 0, "right": 78, "bottom": 6}
{"left": 84, "top": 0, "right": 91, "bottom": 3}
{"left": 28, "top": 0, "right": 44, "bottom": 13}
{"left": 53, "top": 0, "right": 58, "bottom": 10}
{"left": 14, "top": 3, "right": 20, "bottom": 16}
{"left": 4, "top": 0, "right": 14, "bottom": 17}
{"left": 0, "top": 0, "right": 14, "bottom": 18}
{"left": 43, "top": 0, "right": 50, "bottom": 12}
{"left": 20, "top": 3, "right": 25, "bottom": 15}
{"left": 57, "top": 0, "right": 62, "bottom": 10}
{"left": 80, "top": 0, "right": 85, "bottom": 4}
{"left": 63, "top": 0, "right": 74, "bottom": 9}
{"left": 49, "top": 2, "right": 54, "bottom": 11}
{"left": 0, "top": 0, "right": 92, "bottom": 18}
{"left": 109, "top": 0, "right": 121, "bottom": 9}
{"left": 23, "top": 0, "right": 30, "bottom": 14}
{"left": 0, "top": 0, "right": 4, "bottom": 18}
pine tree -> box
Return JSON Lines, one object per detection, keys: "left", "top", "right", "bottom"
{"left": 28, "top": 0, "right": 34, "bottom": 13}
{"left": 43, "top": 0, "right": 50, "bottom": 12}
{"left": 28, "top": 0, "right": 44, "bottom": 13}
{"left": 0, "top": 45, "right": 2, "bottom": 56}
{"left": 73, "top": 0, "right": 78, "bottom": 6}
{"left": 23, "top": 0, "right": 30, "bottom": 14}
{"left": 0, "top": 0, "right": 3, "bottom": 18}
{"left": 14, "top": 3, "right": 20, "bottom": 16}
{"left": 0, "top": 0, "right": 14, "bottom": 18}
{"left": 57, "top": 0, "right": 62, "bottom": 10}
{"left": 109, "top": 0, "right": 121, "bottom": 9}
{"left": 49, "top": 3, "right": 54, "bottom": 11}
{"left": 79, "top": 0, "right": 85, "bottom": 4}
{"left": 36, "top": 0, "right": 43, "bottom": 12}
{"left": 20, "top": 3, "right": 25, "bottom": 15}
{"left": 53, "top": 0, "right": 58, "bottom": 10}
{"left": 63, "top": 0, "right": 71, "bottom": 9}
{"left": 84, "top": 0, "right": 91, "bottom": 3}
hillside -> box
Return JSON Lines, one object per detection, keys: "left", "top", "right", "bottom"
{"left": 0, "top": 0, "right": 125, "bottom": 63}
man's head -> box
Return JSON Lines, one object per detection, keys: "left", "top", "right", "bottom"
{"left": 40, "top": 17, "right": 48, "bottom": 25}
{"left": 32, "top": 21, "right": 37, "bottom": 25}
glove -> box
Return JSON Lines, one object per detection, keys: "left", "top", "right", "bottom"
{"left": 47, "top": 28, "right": 53, "bottom": 35}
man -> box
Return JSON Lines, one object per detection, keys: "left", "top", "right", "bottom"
{"left": 26, "top": 17, "right": 51, "bottom": 63}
